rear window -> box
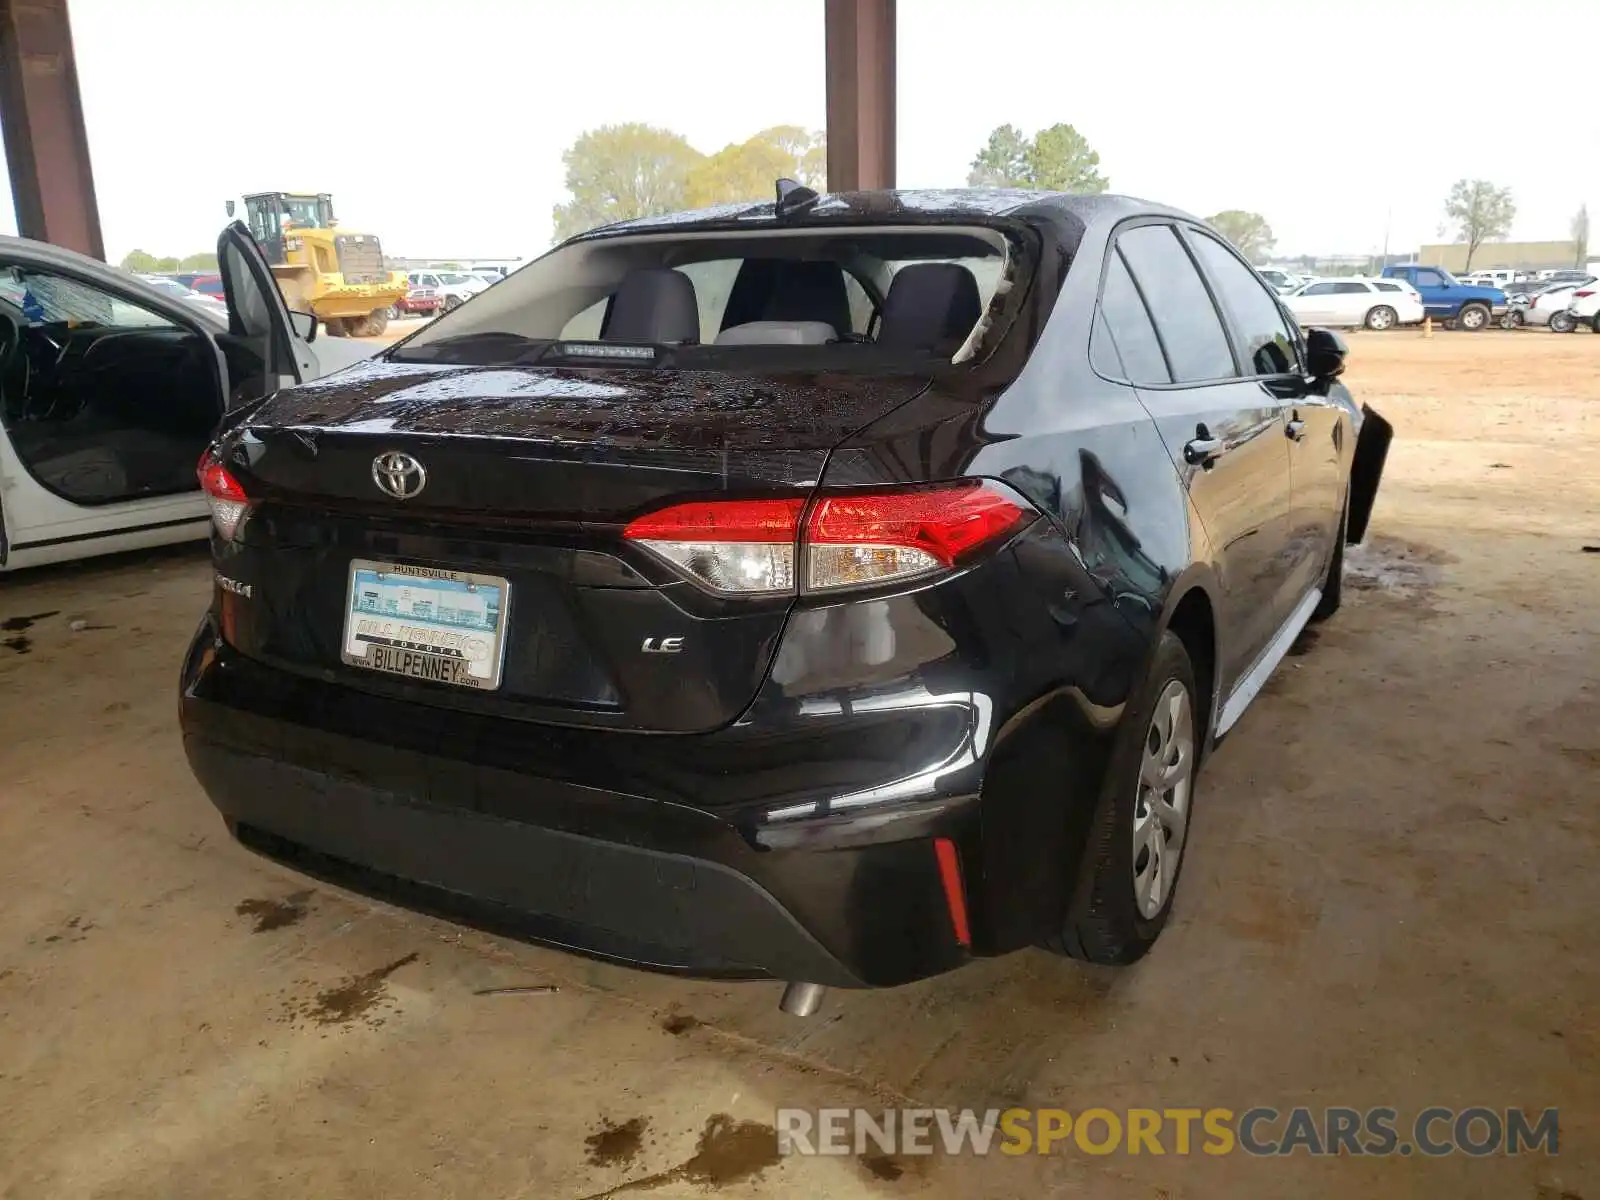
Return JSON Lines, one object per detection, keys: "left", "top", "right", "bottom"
{"left": 393, "top": 225, "right": 1022, "bottom": 370}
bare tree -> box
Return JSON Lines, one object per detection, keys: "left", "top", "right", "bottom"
{"left": 1573, "top": 204, "right": 1591, "bottom": 268}
{"left": 1443, "top": 180, "right": 1515, "bottom": 271}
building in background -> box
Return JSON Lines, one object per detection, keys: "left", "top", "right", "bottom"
{"left": 1418, "top": 241, "right": 1577, "bottom": 273}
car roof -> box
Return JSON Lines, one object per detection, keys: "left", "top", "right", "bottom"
{"left": 575, "top": 188, "right": 1193, "bottom": 251}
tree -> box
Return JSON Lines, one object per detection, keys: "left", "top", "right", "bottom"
{"left": 1443, "top": 180, "right": 1515, "bottom": 271}
{"left": 965, "top": 123, "right": 1108, "bottom": 192}
{"left": 1026, "top": 123, "right": 1108, "bottom": 194}
{"left": 684, "top": 126, "right": 826, "bottom": 208}
{"left": 179, "top": 252, "right": 218, "bottom": 271}
{"left": 967, "top": 124, "right": 1032, "bottom": 188}
{"left": 120, "top": 250, "right": 161, "bottom": 273}
{"left": 1205, "top": 210, "right": 1276, "bottom": 262}
{"left": 551, "top": 123, "right": 703, "bottom": 241}
{"left": 1572, "top": 204, "right": 1590, "bottom": 268}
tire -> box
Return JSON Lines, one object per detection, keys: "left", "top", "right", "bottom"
{"left": 443, "top": 294, "right": 463, "bottom": 312}
{"left": 1364, "top": 305, "right": 1397, "bottom": 331}
{"left": 1549, "top": 311, "right": 1576, "bottom": 333}
{"left": 1591, "top": 313, "right": 1600, "bottom": 335}
{"left": 1498, "top": 310, "right": 1522, "bottom": 330}
{"left": 386, "top": 305, "right": 400, "bottom": 321}
{"left": 323, "top": 317, "right": 349, "bottom": 338}
{"left": 1311, "top": 497, "right": 1347, "bottom": 622}
{"left": 1050, "top": 631, "right": 1200, "bottom": 965}
{"left": 362, "top": 308, "right": 390, "bottom": 337}
{"left": 1456, "top": 302, "right": 1490, "bottom": 331}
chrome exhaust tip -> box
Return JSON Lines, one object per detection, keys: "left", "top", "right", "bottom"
{"left": 779, "top": 981, "right": 827, "bottom": 1017}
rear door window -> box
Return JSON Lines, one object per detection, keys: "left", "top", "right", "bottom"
{"left": 1415, "top": 269, "right": 1446, "bottom": 287}
{"left": 1188, "top": 232, "right": 1299, "bottom": 376}
{"left": 1093, "top": 250, "right": 1170, "bottom": 384}
{"left": 1116, "top": 224, "right": 1236, "bottom": 383}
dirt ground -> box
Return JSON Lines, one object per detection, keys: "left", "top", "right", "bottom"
{"left": 0, "top": 330, "right": 1595, "bottom": 1199}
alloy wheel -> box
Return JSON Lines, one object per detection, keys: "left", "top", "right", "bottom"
{"left": 1460, "top": 306, "right": 1487, "bottom": 330}
{"left": 1132, "top": 679, "right": 1196, "bottom": 918}
{"left": 1366, "top": 306, "right": 1395, "bottom": 330}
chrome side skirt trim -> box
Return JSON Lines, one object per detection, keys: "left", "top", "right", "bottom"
{"left": 1215, "top": 587, "right": 1321, "bottom": 736}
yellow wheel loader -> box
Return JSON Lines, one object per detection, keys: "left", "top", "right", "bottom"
{"left": 229, "top": 193, "right": 407, "bottom": 337}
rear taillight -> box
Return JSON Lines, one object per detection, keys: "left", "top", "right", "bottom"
{"left": 197, "top": 449, "right": 250, "bottom": 540}
{"left": 1575, "top": 289, "right": 1595, "bottom": 298}
{"left": 623, "top": 481, "right": 1033, "bottom": 596}
{"left": 622, "top": 497, "right": 805, "bottom": 594}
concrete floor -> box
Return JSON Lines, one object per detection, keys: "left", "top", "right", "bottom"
{"left": 1, "top": 333, "right": 1596, "bottom": 1198}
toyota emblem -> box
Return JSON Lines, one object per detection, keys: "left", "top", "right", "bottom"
{"left": 372, "top": 451, "right": 427, "bottom": 500}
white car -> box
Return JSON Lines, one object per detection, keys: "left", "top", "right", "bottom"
{"left": 1558, "top": 282, "right": 1600, "bottom": 333}
{"left": 1256, "top": 268, "right": 1302, "bottom": 294}
{"left": 1282, "top": 277, "right": 1426, "bottom": 330}
{"left": 1520, "top": 280, "right": 1595, "bottom": 329}
{"left": 407, "top": 269, "right": 488, "bottom": 311}
{"left": 138, "top": 274, "right": 231, "bottom": 322}
{"left": 0, "top": 224, "right": 323, "bottom": 571}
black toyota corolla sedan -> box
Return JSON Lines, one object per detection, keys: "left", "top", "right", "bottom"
{"left": 181, "top": 187, "right": 1390, "bottom": 1013}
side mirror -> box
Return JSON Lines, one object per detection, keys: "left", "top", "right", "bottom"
{"left": 225, "top": 200, "right": 235, "bottom": 218}
{"left": 1305, "top": 327, "right": 1347, "bottom": 381}
{"left": 289, "top": 310, "right": 318, "bottom": 343}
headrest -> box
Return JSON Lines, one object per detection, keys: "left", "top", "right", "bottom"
{"left": 877, "top": 263, "right": 983, "bottom": 355}
{"left": 720, "top": 259, "right": 853, "bottom": 334}
{"left": 603, "top": 268, "right": 700, "bottom": 344}
{"left": 715, "top": 320, "right": 838, "bottom": 346}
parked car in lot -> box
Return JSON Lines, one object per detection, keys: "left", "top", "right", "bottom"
{"left": 186, "top": 272, "right": 228, "bottom": 305}
{"left": 1459, "top": 269, "right": 1525, "bottom": 289}
{"left": 1558, "top": 282, "right": 1600, "bottom": 332}
{"left": 407, "top": 269, "right": 488, "bottom": 311}
{"left": 0, "top": 226, "right": 320, "bottom": 572}
{"left": 1535, "top": 269, "right": 1593, "bottom": 284}
{"left": 1380, "top": 264, "right": 1506, "bottom": 330}
{"left": 1256, "top": 267, "right": 1303, "bottom": 294}
{"left": 387, "top": 284, "right": 442, "bottom": 319}
{"left": 178, "top": 187, "right": 1391, "bottom": 1011}
{"left": 1517, "top": 279, "right": 1595, "bottom": 329}
{"left": 1282, "top": 277, "right": 1425, "bottom": 330}
{"left": 139, "top": 273, "right": 232, "bottom": 321}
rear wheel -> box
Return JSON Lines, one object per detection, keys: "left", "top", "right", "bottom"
{"left": 1498, "top": 309, "right": 1522, "bottom": 330}
{"left": 1456, "top": 302, "right": 1490, "bottom": 331}
{"left": 1364, "top": 305, "right": 1397, "bottom": 331}
{"left": 1591, "top": 313, "right": 1600, "bottom": 334}
{"left": 443, "top": 293, "right": 463, "bottom": 312}
{"left": 323, "top": 317, "right": 349, "bottom": 338}
{"left": 385, "top": 305, "right": 400, "bottom": 321}
{"left": 1050, "top": 631, "right": 1199, "bottom": 965}
{"left": 1550, "top": 311, "right": 1576, "bottom": 333}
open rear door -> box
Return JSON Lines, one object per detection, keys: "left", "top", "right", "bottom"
{"left": 216, "top": 221, "right": 317, "bottom": 399}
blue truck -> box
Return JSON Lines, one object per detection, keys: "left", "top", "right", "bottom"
{"left": 1380, "top": 265, "right": 1507, "bottom": 331}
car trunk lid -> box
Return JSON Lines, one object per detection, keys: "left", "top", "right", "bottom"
{"left": 213, "top": 359, "right": 932, "bottom": 732}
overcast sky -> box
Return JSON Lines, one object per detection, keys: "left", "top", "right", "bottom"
{"left": 4, "top": 0, "right": 1596, "bottom": 264}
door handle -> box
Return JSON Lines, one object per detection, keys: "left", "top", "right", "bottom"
{"left": 1183, "top": 436, "right": 1225, "bottom": 466}
{"left": 1286, "top": 416, "right": 1308, "bottom": 441}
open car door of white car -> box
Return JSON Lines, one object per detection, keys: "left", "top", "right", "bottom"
{"left": 216, "top": 220, "right": 320, "bottom": 395}
{"left": 0, "top": 227, "right": 317, "bottom": 571}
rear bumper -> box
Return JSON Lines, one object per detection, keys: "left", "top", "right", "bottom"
{"left": 179, "top": 620, "right": 979, "bottom": 988}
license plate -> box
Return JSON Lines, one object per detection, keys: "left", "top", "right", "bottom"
{"left": 341, "top": 560, "right": 509, "bottom": 690}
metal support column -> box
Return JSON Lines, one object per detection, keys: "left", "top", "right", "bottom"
{"left": 0, "top": 0, "right": 103, "bottom": 258}
{"left": 824, "top": 0, "right": 895, "bottom": 192}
